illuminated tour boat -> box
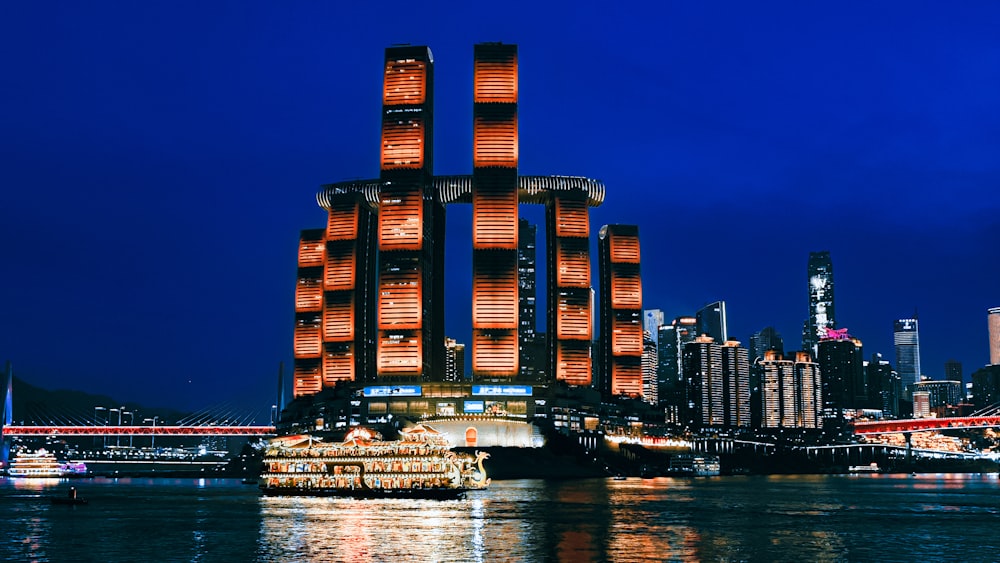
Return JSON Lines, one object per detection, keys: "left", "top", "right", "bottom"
{"left": 260, "top": 424, "right": 490, "bottom": 499}
{"left": 7, "top": 449, "right": 65, "bottom": 478}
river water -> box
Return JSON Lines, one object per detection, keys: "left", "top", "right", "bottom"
{"left": 2, "top": 474, "right": 999, "bottom": 562}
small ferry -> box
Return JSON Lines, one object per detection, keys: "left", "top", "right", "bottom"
{"left": 848, "top": 462, "right": 881, "bottom": 473}
{"left": 7, "top": 449, "right": 64, "bottom": 478}
{"left": 259, "top": 424, "right": 490, "bottom": 499}
{"left": 667, "top": 454, "right": 721, "bottom": 477}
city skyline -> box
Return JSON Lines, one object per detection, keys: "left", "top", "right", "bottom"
{"left": 2, "top": 3, "right": 998, "bottom": 410}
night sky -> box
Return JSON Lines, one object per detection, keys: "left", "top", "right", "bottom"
{"left": 2, "top": 3, "right": 997, "bottom": 413}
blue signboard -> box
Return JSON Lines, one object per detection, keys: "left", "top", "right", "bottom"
{"left": 362, "top": 385, "right": 422, "bottom": 398}
{"left": 471, "top": 385, "right": 532, "bottom": 397}
{"left": 464, "top": 401, "right": 485, "bottom": 413}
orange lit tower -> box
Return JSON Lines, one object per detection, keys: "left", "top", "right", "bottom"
{"left": 546, "top": 189, "right": 594, "bottom": 386}
{"left": 293, "top": 229, "right": 325, "bottom": 396}
{"left": 376, "top": 45, "right": 445, "bottom": 381}
{"left": 598, "top": 224, "right": 644, "bottom": 399}
{"left": 471, "top": 43, "right": 519, "bottom": 379}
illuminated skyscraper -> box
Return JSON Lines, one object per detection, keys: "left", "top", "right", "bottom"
{"left": 598, "top": 224, "right": 643, "bottom": 399}
{"left": 517, "top": 219, "right": 543, "bottom": 380}
{"left": 865, "top": 353, "right": 900, "bottom": 417}
{"left": 696, "top": 301, "right": 727, "bottom": 342}
{"left": 643, "top": 309, "right": 664, "bottom": 345}
{"left": 803, "top": 251, "right": 836, "bottom": 352}
{"left": 444, "top": 337, "right": 466, "bottom": 382}
{"left": 817, "top": 335, "right": 865, "bottom": 420}
{"left": 894, "top": 318, "right": 921, "bottom": 385}
{"left": 721, "top": 340, "right": 751, "bottom": 427}
{"left": 642, "top": 330, "right": 658, "bottom": 405}
{"left": 376, "top": 45, "right": 444, "bottom": 382}
{"left": 989, "top": 307, "right": 1000, "bottom": 365}
{"left": 749, "top": 326, "right": 784, "bottom": 363}
{"left": 758, "top": 350, "right": 820, "bottom": 429}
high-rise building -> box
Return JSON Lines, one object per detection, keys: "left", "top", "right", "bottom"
{"left": 758, "top": 350, "right": 820, "bottom": 429}
{"left": 517, "top": 220, "right": 540, "bottom": 381}
{"left": 817, "top": 334, "right": 865, "bottom": 419}
{"left": 643, "top": 309, "right": 665, "bottom": 345}
{"left": 972, "top": 364, "right": 1000, "bottom": 409}
{"left": 912, "top": 380, "right": 963, "bottom": 410}
{"left": 989, "top": 307, "right": 1000, "bottom": 365}
{"left": 598, "top": 224, "right": 643, "bottom": 399}
{"left": 804, "top": 251, "right": 836, "bottom": 352}
{"left": 376, "top": 45, "right": 444, "bottom": 383}
{"left": 749, "top": 327, "right": 784, "bottom": 363}
{"left": 696, "top": 301, "right": 727, "bottom": 343}
{"left": 894, "top": 318, "right": 922, "bottom": 385}
{"left": 721, "top": 340, "right": 751, "bottom": 427}
{"left": 642, "top": 330, "right": 658, "bottom": 405}
{"left": 865, "top": 353, "right": 901, "bottom": 418}
{"left": 444, "top": 337, "right": 466, "bottom": 382}
{"left": 681, "top": 336, "right": 750, "bottom": 427}
{"left": 944, "top": 359, "right": 963, "bottom": 383}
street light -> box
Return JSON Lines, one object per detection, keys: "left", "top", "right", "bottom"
{"left": 144, "top": 416, "right": 159, "bottom": 450}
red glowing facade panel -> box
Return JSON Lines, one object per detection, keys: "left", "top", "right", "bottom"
{"left": 383, "top": 60, "right": 427, "bottom": 106}
{"left": 611, "top": 362, "right": 643, "bottom": 397}
{"left": 294, "top": 359, "right": 322, "bottom": 397}
{"left": 377, "top": 265, "right": 422, "bottom": 329}
{"left": 298, "top": 237, "right": 324, "bottom": 268}
{"left": 553, "top": 197, "right": 590, "bottom": 238}
{"left": 556, "top": 341, "right": 592, "bottom": 387}
{"left": 322, "top": 292, "right": 355, "bottom": 341}
{"left": 471, "top": 43, "right": 519, "bottom": 379}
{"left": 473, "top": 50, "right": 517, "bottom": 103}
{"left": 555, "top": 238, "right": 590, "bottom": 288}
{"left": 472, "top": 255, "right": 518, "bottom": 329}
{"left": 326, "top": 200, "right": 360, "bottom": 241}
{"left": 323, "top": 242, "right": 356, "bottom": 291}
{"left": 378, "top": 188, "right": 424, "bottom": 250}
{"left": 556, "top": 291, "right": 592, "bottom": 340}
{"left": 611, "top": 312, "right": 643, "bottom": 356}
{"left": 322, "top": 343, "right": 355, "bottom": 386}
{"left": 471, "top": 330, "right": 518, "bottom": 375}
{"left": 610, "top": 270, "right": 642, "bottom": 309}
{"left": 377, "top": 333, "right": 422, "bottom": 375}
{"left": 380, "top": 116, "right": 426, "bottom": 169}
{"left": 294, "top": 276, "right": 323, "bottom": 312}
{"left": 472, "top": 178, "right": 518, "bottom": 249}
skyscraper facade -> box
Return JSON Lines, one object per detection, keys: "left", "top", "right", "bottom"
{"left": 894, "top": 318, "right": 922, "bottom": 385}
{"left": 865, "top": 353, "right": 901, "bottom": 417}
{"left": 758, "top": 350, "right": 820, "bottom": 429}
{"left": 944, "top": 359, "right": 963, "bottom": 383}
{"left": 444, "top": 337, "right": 466, "bottom": 382}
{"left": 989, "top": 307, "right": 1000, "bottom": 366}
{"left": 817, "top": 335, "right": 865, "bottom": 418}
{"left": 749, "top": 326, "right": 784, "bottom": 363}
{"left": 598, "top": 224, "right": 643, "bottom": 399}
{"left": 517, "top": 219, "right": 543, "bottom": 381}
{"left": 643, "top": 309, "right": 665, "bottom": 345}
{"left": 681, "top": 336, "right": 750, "bottom": 427}
{"left": 696, "top": 301, "right": 727, "bottom": 342}
{"left": 642, "top": 330, "right": 658, "bottom": 405}
{"left": 804, "top": 251, "right": 836, "bottom": 352}
{"left": 721, "top": 340, "right": 751, "bottom": 427}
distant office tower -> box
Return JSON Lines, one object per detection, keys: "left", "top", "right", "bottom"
{"left": 643, "top": 309, "right": 665, "bottom": 345}
{"left": 758, "top": 350, "right": 820, "bottom": 429}
{"left": 894, "top": 318, "right": 922, "bottom": 385}
{"left": 749, "top": 327, "right": 784, "bottom": 363}
{"left": 658, "top": 317, "right": 697, "bottom": 400}
{"left": 598, "top": 225, "right": 643, "bottom": 399}
{"left": 376, "top": 45, "right": 444, "bottom": 382}
{"left": 972, "top": 365, "right": 1000, "bottom": 409}
{"left": 912, "top": 380, "right": 963, "bottom": 410}
{"left": 642, "top": 330, "right": 659, "bottom": 405}
{"left": 471, "top": 43, "right": 519, "bottom": 379}
{"left": 444, "top": 337, "right": 466, "bottom": 382}
{"left": 989, "top": 307, "right": 1000, "bottom": 365}
{"left": 804, "top": 251, "right": 836, "bottom": 352}
{"left": 517, "top": 219, "right": 538, "bottom": 380}
{"left": 912, "top": 391, "right": 931, "bottom": 418}
{"left": 696, "top": 301, "right": 727, "bottom": 342}
{"left": 817, "top": 334, "right": 865, "bottom": 419}
{"left": 865, "top": 353, "right": 901, "bottom": 417}
{"left": 944, "top": 359, "right": 963, "bottom": 383}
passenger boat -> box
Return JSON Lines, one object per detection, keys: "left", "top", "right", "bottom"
{"left": 259, "top": 424, "right": 490, "bottom": 499}
{"left": 848, "top": 462, "right": 881, "bottom": 473}
{"left": 666, "top": 454, "right": 721, "bottom": 477}
{"left": 7, "top": 449, "right": 64, "bottom": 478}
